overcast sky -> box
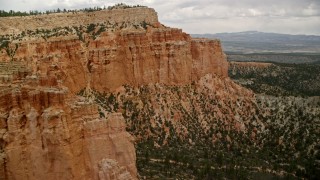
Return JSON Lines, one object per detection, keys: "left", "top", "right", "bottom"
{"left": 0, "top": 0, "right": 319, "bottom": 35}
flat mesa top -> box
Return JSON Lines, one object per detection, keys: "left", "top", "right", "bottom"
{"left": 0, "top": 7, "right": 158, "bottom": 35}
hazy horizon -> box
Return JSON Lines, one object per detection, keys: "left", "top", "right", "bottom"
{"left": 192, "top": 30, "right": 320, "bottom": 36}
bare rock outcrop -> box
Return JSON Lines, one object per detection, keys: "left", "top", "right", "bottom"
{"left": 0, "top": 5, "right": 229, "bottom": 179}
{"left": 0, "top": 70, "right": 137, "bottom": 179}
{"left": 0, "top": 8, "right": 228, "bottom": 93}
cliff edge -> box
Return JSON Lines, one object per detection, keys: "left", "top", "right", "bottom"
{"left": 0, "top": 5, "right": 228, "bottom": 179}
{"left": 0, "top": 6, "right": 228, "bottom": 93}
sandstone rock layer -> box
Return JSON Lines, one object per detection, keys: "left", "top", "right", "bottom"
{"left": 0, "top": 9, "right": 228, "bottom": 93}
{"left": 0, "top": 74, "right": 137, "bottom": 179}
{"left": 0, "top": 6, "right": 228, "bottom": 180}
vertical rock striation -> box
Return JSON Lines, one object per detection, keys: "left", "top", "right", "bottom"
{"left": 0, "top": 5, "right": 229, "bottom": 179}
{"left": 0, "top": 76, "right": 137, "bottom": 179}
{"left": 0, "top": 29, "right": 228, "bottom": 92}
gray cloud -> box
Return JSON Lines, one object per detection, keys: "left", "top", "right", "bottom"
{"left": 0, "top": 0, "right": 319, "bottom": 35}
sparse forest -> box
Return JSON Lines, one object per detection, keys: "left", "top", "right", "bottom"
{"left": 0, "top": 4, "right": 146, "bottom": 17}
{"left": 229, "top": 62, "right": 320, "bottom": 96}
{"left": 79, "top": 75, "right": 320, "bottom": 179}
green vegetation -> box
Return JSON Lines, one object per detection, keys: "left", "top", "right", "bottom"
{"left": 0, "top": 38, "right": 9, "bottom": 50}
{"left": 0, "top": 7, "right": 103, "bottom": 17}
{"left": 86, "top": 24, "right": 96, "bottom": 33}
{"left": 0, "top": 17, "right": 151, "bottom": 45}
{"left": 141, "top": 21, "right": 148, "bottom": 29}
{"left": 0, "top": 38, "right": 19, "bottom": 61}
{"left": 0, "top": 4, "right": 146, "bottom": 18}
{"left": 229, "top": 62, "right": 320, "bottom": 96}
{"left": 107, "top": 3, "right": 146, "bottom": 10}
{"left": 0, "top": 22, "right": 109, "bottom": 45}
{"left": 78, "top": 79, "right": 319, "bottom": 179}
{"left": 0, "top": 10, "right": 37, "bottom": 17}
{"left": 5, "top": 43, "right": 18, "bottom": 61}
{"left": 83, "top": 23, "right": 107, "bottom": 40}
{"left": 227, "top": 53, "right": 320, "bottom": 64}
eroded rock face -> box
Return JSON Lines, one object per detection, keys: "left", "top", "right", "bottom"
{"left": 0, "top": 6, "right": 229, "bottom": 180}
{"left": 0, "top": 73, "right": 137, "bottom": 179}
{"left": 0, "top": 30, "right": 227, "bottom": 93}
{"left": 0, "top": 10, "right": 228, "bottom": 93}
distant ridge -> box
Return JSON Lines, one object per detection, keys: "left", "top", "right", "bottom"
{"left": 192, "top": 31, "right": 320, "bottom": 54}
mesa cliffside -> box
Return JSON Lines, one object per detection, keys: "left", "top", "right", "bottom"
{"left": 0, "top": 5, "right": 228, "bottom": 179}
{"left": 0, "top": 6, "right": 228, "bottom": 93}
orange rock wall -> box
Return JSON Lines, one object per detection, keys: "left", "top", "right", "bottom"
{"left": 0, "top": 7, "right": 229, "bottom": 179}
{"left": 0, "top": 29, "right": 228, "bottom": 93}
{"left": 0, "top": 77, "right": 137, "bottom": 179}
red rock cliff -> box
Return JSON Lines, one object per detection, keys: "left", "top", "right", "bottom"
{"left": 0, "top": 6, "right": 228, "bottom": 179}
{"left": 0, "top": 8, "right": 228, "bottom": 93}
{"left": 0, "top": 70, "right": 137, "bottom": 179}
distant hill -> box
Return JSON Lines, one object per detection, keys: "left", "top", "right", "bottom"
{"left": 192, "top": 31, "right": 320, "bottom": 54}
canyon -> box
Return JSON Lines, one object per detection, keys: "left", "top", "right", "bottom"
{"left": 1, "top": 5, "right": 318, "bottom": 180}
{"left": 0, "top": 5, "right": 228, "bottom": 179}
